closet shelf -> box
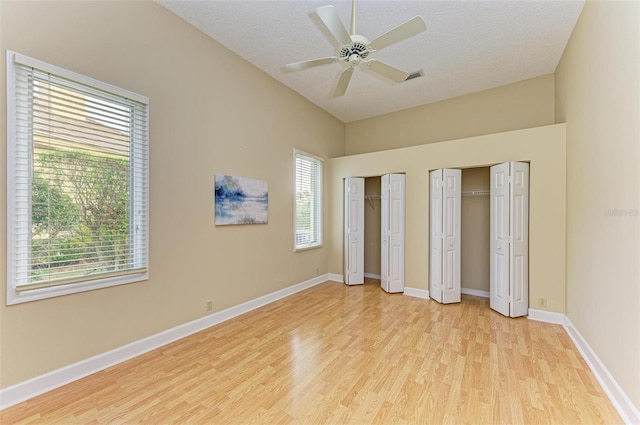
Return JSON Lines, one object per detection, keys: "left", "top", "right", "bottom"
{"left": 462, "top": 190, "right": 489, "bottom": 196}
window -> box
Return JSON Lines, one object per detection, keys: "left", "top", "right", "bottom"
{"left": 6, "top": 51, "right": 149, "bottom": 304}
{"left": 294, "top": 150, "right": 323, "bottom": 250}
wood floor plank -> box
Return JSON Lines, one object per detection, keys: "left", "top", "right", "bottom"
{"left": 1, "top": 279, "right": 624, "bottom": 424}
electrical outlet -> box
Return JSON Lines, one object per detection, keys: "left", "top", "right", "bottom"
{"left": 206, "top": 300, "right": 213, "bottom": 312}
{"left": 539, "top": 298, "right": 547, "bottom": 308}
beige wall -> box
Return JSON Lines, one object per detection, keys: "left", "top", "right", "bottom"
{"left": 555, "top": 0, "right": 640, "bottom": 410}
{"left": 344, "top": 75, "right": 555, "bottom": 155}
{"left": 364, "top": 177, "right": 382, "bottom": 276}
{"left": 329, "top": 124, "right": 567, "bottom": 314}
{"left": 461, "top": 168, "right": 490, "bottom": 293}
{"left": 0, "top": 1, "right": 344, "bottom": 388}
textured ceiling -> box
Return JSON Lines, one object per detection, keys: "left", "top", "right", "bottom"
{"left": 157, "top": 0, "right": 584, "bottom": 123}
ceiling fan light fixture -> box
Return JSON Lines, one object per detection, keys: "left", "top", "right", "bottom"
{"left": 348, "top": 54, "right": 361, "bottom": 67}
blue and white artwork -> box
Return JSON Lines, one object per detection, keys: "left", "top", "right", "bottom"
{"left": 215, "top": 175, "right": 268, "bottom": 225}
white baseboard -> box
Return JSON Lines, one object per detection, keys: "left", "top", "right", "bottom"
{"left": 327, "top": 273, "right": 343, "bottom": 283}
{"left": 563, "top": 317, "right": 640, "bottom": 425}
{"left": 461, "top": 288, "right": 490, "bottom": 298}
{"left": 0, "top": 274, "right": 329, "bottom": 410}
{"left": 404, "top": 287, "right": 430, "bottom": 299}
{"left": 328, "top": 273, "right": 381, "bottom": 282}
{"left": 527, "top": 308, "right": 565, "bottom": 325}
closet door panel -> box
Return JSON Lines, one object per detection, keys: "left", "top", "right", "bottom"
{"left": 344, "top": 178, "right": 364, "bottom": 285}
{"left": 490, "top": 163, "right": 510, "bottom": 316}
{"left": 385, "top": 174, "right": 405, "bottom": 293}
{"left": 429, "top": 170, "right": 443, "bottom": 302}
{"left": 430, "top": 169, "right": 461, "bottom": 304}
{"left": 509, "top": 162, "right": 529, "bottom": 317}
{"left": 442, "top": 169, "right": 461, "bottom": 303}
{"left": 381, "top": 175, "right": 390, "bottom": 292}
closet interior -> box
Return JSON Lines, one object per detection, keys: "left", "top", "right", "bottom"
{"left": 460, "top": 167, "right": 490, "bottom": 297}
{"left": 364, "top": 177, "right": 382, "bottom": 279}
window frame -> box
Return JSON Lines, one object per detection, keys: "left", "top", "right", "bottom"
{"left": 6, "top": 51, "right": 149, "bottom": 305}
{"left": 293, "top": 149, "right": 324, "bottom": 251}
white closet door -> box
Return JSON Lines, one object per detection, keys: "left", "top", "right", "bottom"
{"left": 510, "top": 162, "right": 529, "bottom": 317}
{"left": 381, "top": 174, "right": 390, "bottom": 291}
{"left": 430, "top": 169, "right": 461, "bottom": 304}
{"left": 442, "top": 169, "right": 461, "bottom": 303}
{"left": 490, "top": 162, "right": 530, "bottom": 317}
{"left": 344, "top": 177, "right": 365, "bottom": 285}
{"left": 429, "top": 170, "right": 443, "bottom": 303}
{"left": 381, "top": 174, "right": 405, "bottom": 293}
{"left": 490, "top": 163, "right": 510, "bottom": 316}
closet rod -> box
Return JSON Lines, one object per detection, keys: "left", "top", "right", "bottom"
{"left": 461, "top": 190, "right": 490, "bottom": 196}
{"left": 364, "top": 195, "right": 380, "bottom": 210}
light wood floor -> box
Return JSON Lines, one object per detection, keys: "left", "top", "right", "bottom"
{"left": 2, "top": 279, "right": 623, "bottom": 424}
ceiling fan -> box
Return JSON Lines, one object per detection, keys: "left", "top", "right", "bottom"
{"left": 285, "top": 0, "right": 426, "bottom": 98}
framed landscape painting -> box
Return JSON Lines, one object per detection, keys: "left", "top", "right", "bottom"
{"left": 214, "top": 175, "right": 268, "bottom": 225}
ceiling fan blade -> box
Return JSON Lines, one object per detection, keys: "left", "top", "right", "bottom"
{"left": 368, "top": 60, "right": 409, "bottom": 83}
{"left": 369, "top": 16, "right": 426, "bottom": 51}
{"left": 330, "top": 67, "right": 354, "bottom": 98}
{"left": 316, "top": 5, "right": 353, "bottom": 46}
{"left": 286, "top": 57, "right": 338, "bottom": 72}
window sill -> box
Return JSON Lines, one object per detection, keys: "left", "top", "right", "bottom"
{"left": 294, "top": 244, "right": 323, "bottom": 252}
{"left": 7, "top": 272, "right": 149, "bottom": 305}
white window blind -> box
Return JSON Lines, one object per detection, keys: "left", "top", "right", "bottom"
{"left": 6, "top": 51, "right": 149, "bottom": 304}
{"left": 294, "top": 150, "right": 323, "bottom": 250}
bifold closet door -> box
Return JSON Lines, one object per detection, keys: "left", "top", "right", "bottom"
{"left": 490, "top": 163, "right": 510, "bottom": 315}
{"left": 344, "top": 177, "right": 364, "bottom": 285}
{"left": 429, "top": 169, "right": 461, "bottom": 304}
{"left": 430, "top": 170, "right": 444, "bottom": 302}
{"left": 490, "top": 162, "right": 529, "bottom": 317}
{"left": 381, "top": 173, "right": 405, "bottom": 293}
{"left": 509, "top": 162, "right": 529, "bottom": 317}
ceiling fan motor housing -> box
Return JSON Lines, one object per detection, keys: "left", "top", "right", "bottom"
{"left": 340, "top": 34, "right": 370, "bottom": 64}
